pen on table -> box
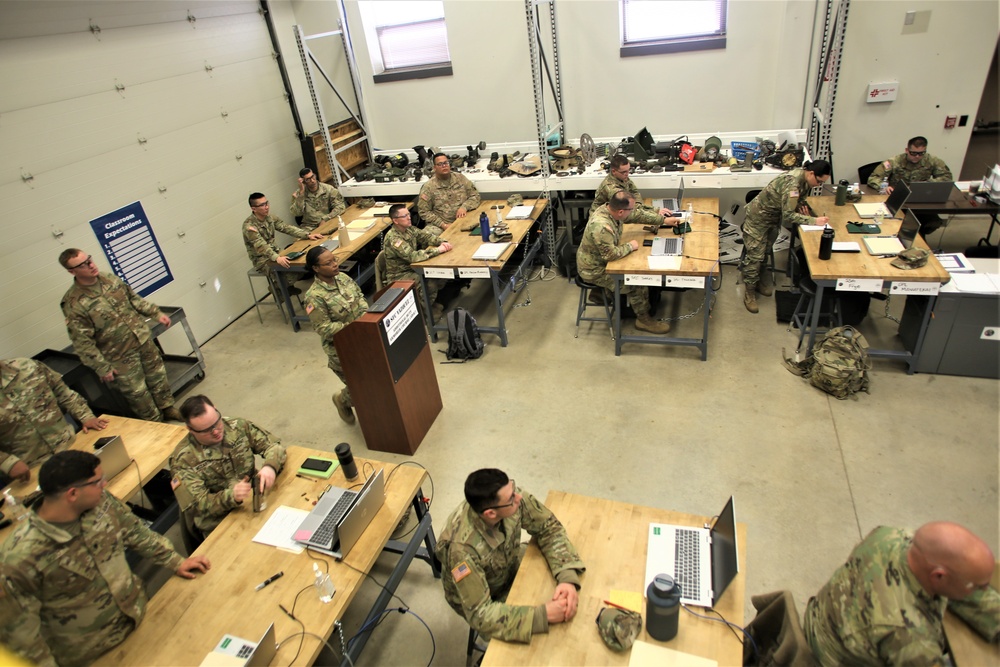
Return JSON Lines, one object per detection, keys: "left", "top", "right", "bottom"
{"left": 256, "top": 571, "right": 283, "bottom": 591}
{"left": 602, "top": 600, "right": 632, "bottom": 612}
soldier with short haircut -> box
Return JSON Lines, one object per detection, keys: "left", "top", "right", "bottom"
{"left": 589, "top": 154, "right": 679, "bottom": 227}
{"left": 242, "top": 192, "right": 323, "bottom": 290}
{"left": 383, "top": 204, "right": 453, "bottom": 320}
{"left": 435, "top": 468, "right": 585, "bottom": 643}
{"left": 290, "top": 168, "right": 346, "bottom": 232}
{"left": 59, "top": 249, "right": 183, "bottom": 422}
{"left": 0, "top": 450, "right": 210, "bottom": 667}
{"left": 0, "top": 357, "right": 108, "bottom": 484}
{"left": 804, "top": 522, "right": 999, "bottom": 666}
{"left": 170, "top": 395, "right": 286, "bottom": 536}
{"left": 577, "top": 192, "right": 671, "bottom": 334}
{"left": 866, "top": 136, "right": 953, "bottom": 237}
{"left": 417, "top": 152, "right": 481, "bottom": 236}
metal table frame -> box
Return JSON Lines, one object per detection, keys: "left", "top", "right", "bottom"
{"left": 611, "top": 276, "right": 713, "bottom": 358}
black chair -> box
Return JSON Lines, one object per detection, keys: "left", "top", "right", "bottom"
{"left": 574, "top": 276, "right": 615, "bottom": 339}
{"left": 790, "top": 274, "right": 841, "bottom": 351}
{"left": 858, "top": 161, "right": 881, "bottom": 187}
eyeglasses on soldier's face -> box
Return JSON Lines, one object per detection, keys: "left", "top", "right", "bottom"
{"left": 188, "top": 410, "right": 224, "bottom": 434}
{"left": 483, "top": 480, "right": 518, "bottom": 511}
{"left": 71, "top": 474, "right": 106, "bottom": 490}
{"left": 907, "top": 149, "right": 926, "bottom": 157}
{"left": 67, "top": 255, "right": 95, "bottom": 270}
{"left": 251, "top": 201, "right": 270, "bottom": 209}
{"left": 392, "top": 212, "right": 411, "bottom": 220}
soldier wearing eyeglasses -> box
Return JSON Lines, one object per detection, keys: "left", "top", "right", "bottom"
{"left": 290, "top": 168, "right": 346, "bottom": 232}
{"left": 867, "top": 136, "right": 953, "bottom": 236}
{"left": 169, "top": 395, "right": 286, "bottom": 536}
{"left": 417, "top": 152, "right": 481, "bottom": 236}
{"left": 58, "top": 249, "right": 183, "bottom": 423}
{"left": 590, "top": 154, "right": 678, "bottom": 226}
{"left": 435, "top": 469, "right": 585, "bottom": 643}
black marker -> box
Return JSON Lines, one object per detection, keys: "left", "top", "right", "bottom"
{"left": 255, "top": 571, "right": 283, "bottom": 591}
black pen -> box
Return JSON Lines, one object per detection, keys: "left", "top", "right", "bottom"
{"left": 255, "top": 571, "right": 283, "bottom": 591}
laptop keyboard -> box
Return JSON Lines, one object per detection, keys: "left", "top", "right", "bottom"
{"left": 674, "top": 528, "right": 702, "bottom": 598}
{"left": 310, "top": 492, "right": 356, "bottom": 545}
{"left": 235, "top": 643, "right": 254, "bottom": 659}
{"left": 661, "top": 238, "right": 681, "bottom": 255}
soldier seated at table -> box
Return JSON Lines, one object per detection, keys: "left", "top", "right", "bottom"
{"left": 383, "top": 204, "right": 454, "bottom": 320}
{"left": 435, "top": 468, "right": 585, "bottom": 643}
{"left": 170, "top": 395, "right": 286, "bottom": 536}
{"left": 417, "top": 153, "right": 481, "bottom": 236}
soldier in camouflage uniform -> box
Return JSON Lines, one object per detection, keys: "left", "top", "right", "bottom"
{"left": 576, "top": 192, "right": 671, "bottom": 334}
{"left": 740, "top": 161, "right": 831, "bottom": 313}
{"left": 0, "top": 450, "right": 209, "bottom": 667}
{"left": 58, "top": 249, "right": 183, "bottom": 423}
{"left": 435, "top": 469, "right": 585, "bottom": 643}
{"left": 303, "top": 247, "right": 368, "bottom": 425}
{"left": 417, "top": 152, "right": 481, "bottom": 236}
{"left": 0, "top": 358, "right": 108, "bottom": 484}
{"left": 170, "top": 395, "right": 286, "bottom": 536}
{"left": 804, "top": 523, "right": 999, "bottom": 666}
{"left": 384, "top": 204, "right": 453, "bottom": 320}
{"left": 243, "top": 192, "right": 323, "bottom": 287}
{"left": 290, "top": 168, "right": 346, "bottom": 232}
{"left": 866, "top": 136, "right": 953, "bottom": 237}
{"left": 589, "top": 154, "right": 679, "bottom": 227}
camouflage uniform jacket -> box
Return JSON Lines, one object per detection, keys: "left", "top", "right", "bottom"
{"left": 589, "top": 173, "right": 662, "bottom": 226}
{"left": 169, "top": 417, "right": 286, "bottom": 534}
{"left": 61, "top": 274, "right": 162, "bottom": 378}
{"left": 290, "top": 182, "right": 346, "bottom": 231}
{"left": 744, "top": 168, "right": 818, "bottom": 231}
{"left": 434, "top": 490, "right": 585, "bottom": 643}
{"left": 384, "top": 226, "right": 445, "bottom": 283}
{"left": 0, "top": 492, "right": 182, "bottom": 667}
{"left": 577, "top": 205, "right": 634, "bottom": 282}
{"left": 867, "top": 153, "right": 953, "bottom": 191}
{"left": 0, "top": 358, "right": 96, "bottom": 475}
{"left": 417, "top": 173, "right": 481, "bottom": 230}
{"left": 304, "top": 274, "right": 368, "bottom": 367}
{"left": 242, "top": 213, "right": 310, "bottom": 272}
{"left": 804, "top": 526, "right": 1000, "bottom": 666}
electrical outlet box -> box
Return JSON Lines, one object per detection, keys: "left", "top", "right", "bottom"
{"left": 944, "top": 115, "right": 957, "bottom": 129}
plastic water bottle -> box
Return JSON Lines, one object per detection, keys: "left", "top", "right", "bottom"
{"left": 3, "top": 490, "right": 28, "bottom": 523}
{"left": 495, "top": 205, "right": 503, "bottom": 226}
{"left": 879, "top": 177, "right": 889, "bottom": 195}
{"left": 686, "top": 203, "right": 693, "bottom": 221}
{"left": 479, "top": 211, "right": 490, "bottom": 242}
{"left": 313, "top": 563, "right": 335, "bottom": 603}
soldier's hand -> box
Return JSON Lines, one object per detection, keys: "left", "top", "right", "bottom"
{"left": 545, "top": 598, "right": 569, "bottom": 624}
{"left": 233, "top": 477, "right": 253, "bottom": 503}
{"left": 101, "top": 369, "right": 118, "bottom": 383}
{"left": 276, "top": 256, "right": 292, "bottom": 268}
{"left": 297, "top": 178, "right": 306, "bottom": 194}
{"left": 438, "top": 242, "right": 453, "bottom": 253}
{"left": 552, "top": 583, "right": 579, "bottom": 620}
{"left": 9, "top": 461, "right": 30, "bottom": 482}
{"left": 258, "top": 465, "right": 277, "bottom": 492}
{"left": 662, "top": 215, "right": 678, "bottom": 227}
{"left": 885, "top": 185, "right": 894, "bottom": 194}
{"left": 815, "top": 216, "right": 830, "bottom": 226}
{"left": 158, "top": 314, "right": 172, "bottom": 328}
{"left": 455, "top": 207, "right": 468, "bottom": 218}
{"left": 176, "top": 555, "right": 212, "bottom": 579}
{"left": 629, "top": 240, "right": 640, "bottom": 251}
{"left": 81, "top": 417, "right": 109, "bottom": 433}
{"left": 658, "top": 207, "right": 671, "bottom": 217}
{"left": 307, "top": 233, "right": 324, "bottom": 240}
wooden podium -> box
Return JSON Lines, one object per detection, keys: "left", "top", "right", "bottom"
{"left": 335, "top": 281, "right": 442, "bottom": 455}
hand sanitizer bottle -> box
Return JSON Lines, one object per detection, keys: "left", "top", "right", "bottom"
{"left": 313, "top": 563, "right": 335, "bottom": 603}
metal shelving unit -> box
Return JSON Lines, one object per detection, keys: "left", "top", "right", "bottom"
{"left": 807, "top": 0, "right": 850, "bottom": 186}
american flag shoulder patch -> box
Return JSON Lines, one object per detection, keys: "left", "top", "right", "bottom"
{"left": 305, "top": 303, "right": 315, "bottom": 315}
{"left": 452, "top": 561, "right": 471, "bottom": 583}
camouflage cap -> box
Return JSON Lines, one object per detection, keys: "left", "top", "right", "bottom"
{"left": 595, "top": 607, "right": 642, "bottom": 652}
{"left": 506, "top": 194, "right": 523, "bottom": 207}
{"left": 890, "top": 246, "right": 930, "bottom": 270}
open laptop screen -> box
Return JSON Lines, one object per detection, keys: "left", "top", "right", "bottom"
{"left": 898, "top": 209, "right": 922, "bottom": 250}
{"left": 884, "top": 180, "right": 911, "bottom": 218}
{"left": 709, "top": 496, "right": 739, "bottom": 604}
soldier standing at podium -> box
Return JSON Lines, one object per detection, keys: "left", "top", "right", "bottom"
{"left": 303, "top": 247, "right": 368, "bottom": 425}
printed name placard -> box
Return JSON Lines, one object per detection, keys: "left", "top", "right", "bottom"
{"left": 458, "top": 267, "right": 490, "bottom": 279}
{"left": 423, "top": 267, "right": 455, "bottom": 279}
{"left": 624, "top": 274, "right": 662, "bottom": 286}
{"left": 889, "top": 282, "right": 940, "bottom": 296}
{"left": 836, "top": 278, "right": 883, "bottom": 292}
{"left": 664, "top": 276, "right": 704, "bottom": 288}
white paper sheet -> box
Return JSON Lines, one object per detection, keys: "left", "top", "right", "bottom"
{"left": 252, "top": 505, "right": 309, "bottom": 553}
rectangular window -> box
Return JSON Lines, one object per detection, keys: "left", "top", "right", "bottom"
{"left": 620, "top": 0, "right": 727, "bottom": 57}
{"left": 359, "top": 1, "right": 452, "bottom": 83}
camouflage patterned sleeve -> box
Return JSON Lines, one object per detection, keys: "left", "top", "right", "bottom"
{"left": 242, "top": 419, "right": 286, "bottom": 474}
{"left": 0, "top": 569, "right": 58, "bottom": 667}
{"left": 388, "top": 233, "right": 441, "bottom": 265}
{"left": 459, "top": 175, "right": 481, "bottom": 212}
{"left": 273, "top": 216, "right": 310, "bottom": 240}
{"left": 110, "top": 492, "right": 183, "bottom": 570}
{"left": 947, "top": 586, "right": 1000, "bottom": 642}
{"left": 62, "top": 301, "right": 114, "bottom": 378}
{"left": 171, "top": 446, "right": 241, "bottom": 523}
{"left": 326, "top": 187, "right": 346, "bottom": 218}
{"left": 928, "top": 156, "right": 953, "bottom": 182}
{"left": 518, "top": 492, "right": 585, "bottom": 583}
{"left": 417, "top": 182, "right": 448, "bottom": 230}
{"left": 40, "top": 362, "right": 95, "bottom": 424}
{"left": 592, "top": 221, "right": 633, "bottom": 263}
{"left": 779, "top": 186, "right": 817, "bottom": 227}
{"left": 245, "top": 224, "right": 280, "bottom": 263}
{"left": 868, "top": 159, "right": 892, "bottom": 190}
{"left": 625, "top": 205, "right": 663, "bottom": 226}
{"left": 306, "top": 294, "right": 349, "bottom": 343}
{"left": 290, "top": 192, "right": 306, "bottom": 218}
{"left": 445, "top": 543, "right": 539, "bottom": 643}
{"left": 876, "top": 628, "right": 946, "bottom": 665}
{"left": 415, "top": 228, "right": 444, "bottom": 247}
{"left": 120, "top": 277, "right": 164, "bottom": 320}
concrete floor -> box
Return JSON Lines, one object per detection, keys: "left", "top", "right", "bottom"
{"left": 157, "top": 214, "right": 998, "bottom": 666}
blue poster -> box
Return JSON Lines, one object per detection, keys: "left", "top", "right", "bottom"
{"left": 88, "top": 201, "right": 173, "bottom": 297}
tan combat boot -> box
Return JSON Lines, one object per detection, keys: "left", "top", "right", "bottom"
{"left": 332, "top": 392, "right": 355, "bottom": 425}
{"left": 635, "top": 314, "right": 671, "bottom": 334}
{"left": 743, "top": 286, "right": 759, "bottom": 313}
{"left": 756, "top": 281, "right": 773, "bottom": 297}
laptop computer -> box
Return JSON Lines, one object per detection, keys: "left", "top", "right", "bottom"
{"left": 320, "top": 238, "right": 340, "bottom": 252}
{"left": 293, "top": 468, "right": 385, "bottom": 558}
{"left": 652, "top": 177, "right": 686, "bottom": 214}
{"left": 650, "top": 236, "right": 684, "bottom": 256}
{"left": 200, "top": 623, "right": 276, "bottom": 667}
{"left": 853, "top": 180, "right": 911, "bottom": 219}
{"left": 862, "top": 209, "right": 922, "bottom": 257}
{"left": 93, "top": 435, "right": 132, "bottom": 480}
{"left": 906, "top": 181, "right": 955, "bottom": 203}
{"left": 644, "top": 496, "right": 739, "bottom": 608}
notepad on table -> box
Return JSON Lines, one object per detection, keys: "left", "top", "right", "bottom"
{"left": 506, "top": 205, "right": 534, "bottom": 219}
{"left": 472, "top": 242, "right": 510, "bottom": 260}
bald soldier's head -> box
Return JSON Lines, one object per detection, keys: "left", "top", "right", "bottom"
{"left": 907, "top": 521, "right": 995, "bottom": 600}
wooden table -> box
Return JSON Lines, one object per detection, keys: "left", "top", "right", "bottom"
{"left": 804, "top": 195, "right": 951, "bottom": 373}
{"left": 605, "top": 197, "right": 720, "bottom": 358}
{"left": 101, "top": 446, "right": 439, "bottom": 667}
{"left": 412, "top": 198, "right": 549, "bottom": 346}
{"left": 0, "top": 415, "right": 186, "bottom": 544}
{"left": 275, "top": 202, "right": 406, "bottom": 331}
{"left": 944, "top": 563, "right": 1000, "bottom": 666}
{"left": 481, "top": 491, "right": 747, "bottom": 667}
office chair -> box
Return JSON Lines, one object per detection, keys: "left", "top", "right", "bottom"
{"left": 858, "top": 161, "right": 881, "bottom": 187}
{"left": 374, "top": 250, "right": 388, "bottom": 291}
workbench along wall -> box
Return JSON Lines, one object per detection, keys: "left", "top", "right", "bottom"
{"left": 0, "top": 1, "right": 303, "bottom": 358}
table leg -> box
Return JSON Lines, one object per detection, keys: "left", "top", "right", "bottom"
{"left": 982, "top": 212, "right": 1000, "bottom": 246}
{"left": 381, "top": 489, "right": 442, "bottom": 577}
{"left": 614, "top": 277, "right": 623, "bottom": 356}
{"left": 700, "top": 276, "right": 711, "bottom": 361}
{"left": 489, "top": 269, "right": 509, "bottom": 347}
{"left": 805, "top": 283, "right": 825, "bottom": 354}
{"left": 416, "top": 272, "right": 437, "bottom": 342}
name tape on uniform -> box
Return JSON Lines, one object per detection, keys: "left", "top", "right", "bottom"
{"left": 624, "top": 274, "right": 662, "bottom": 286}
{"left": 458, "top": 267, "right": 490, "bottom": 279}
{"left": 889, "top": 282, "right": 940, "bottom": 296}
{"left": 423, "top": 267, "right": 456, "bottom": 279}
{"left": 663, "top": 276, "right": 704, "bottom": 288}
{"left": 836, "top": 278, "right": 883, "bottom": 292}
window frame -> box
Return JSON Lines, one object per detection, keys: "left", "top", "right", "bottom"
{"left": 359, "top": 1, "right": 453, "bottom": 84}
{"left": 619, "top": 0, "right": 728, "bottom": 58}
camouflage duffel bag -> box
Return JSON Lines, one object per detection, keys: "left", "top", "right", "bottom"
{"left": 784, "top": 326, "right": 872, "bottom": 400}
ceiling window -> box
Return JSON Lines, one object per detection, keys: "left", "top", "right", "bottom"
{"left": 359, "top": 1, "right": 453, "bottom": 83}
{"left": 620, "top": 0, "right": 727, "bottom": 57}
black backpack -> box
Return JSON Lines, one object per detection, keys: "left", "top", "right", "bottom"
{"left": 443, "top": 308, "right": 484, "bottom": 361}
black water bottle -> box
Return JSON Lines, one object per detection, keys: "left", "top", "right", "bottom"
{"left": 646, "top": 574, "right": 681, "bottom": 641}
{"left": 335, "top": 442, "right": 358, "bottom": 481}
{"left": 819, "top": 225, "right": 835, "bottom": 260}
{"left": 835, "top": 179, "right": 848, "bottom": 206}
{"left": 479, "top": 211, "right": 490, "bottom": 242}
